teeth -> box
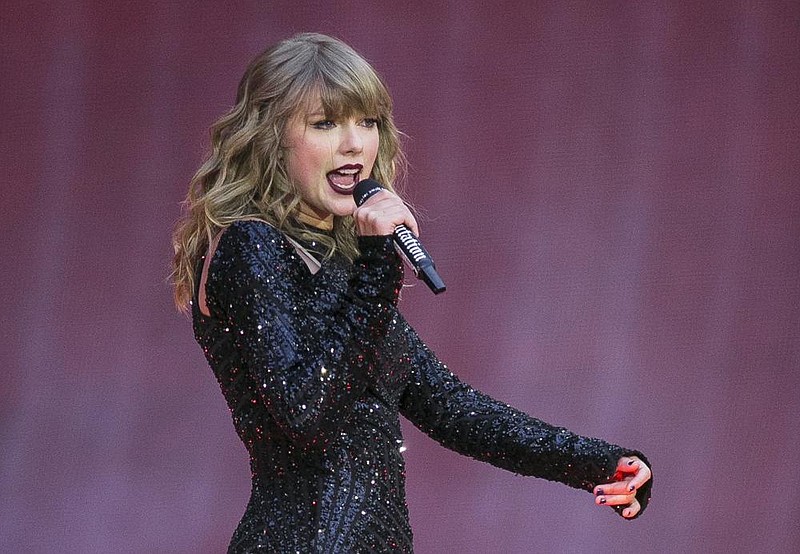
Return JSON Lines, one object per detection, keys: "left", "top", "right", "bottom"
{"left": 327, "top": 170, "right": 358, "bottom": 192}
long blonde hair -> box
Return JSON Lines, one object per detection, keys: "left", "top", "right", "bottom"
{"left": 171, "top": 33, "right": 405, "bottom": 310}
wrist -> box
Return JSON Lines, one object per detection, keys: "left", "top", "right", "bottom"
{"left": 353, "top": 236, "right": 403, "bottom": 303}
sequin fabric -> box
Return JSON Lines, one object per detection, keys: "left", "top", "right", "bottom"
{"left": 192, "top": 220, "right": 651, "bottom": 553}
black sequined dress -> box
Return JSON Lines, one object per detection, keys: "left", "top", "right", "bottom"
{"left": 192, "top": 220, "right": 651, "bottom": 553}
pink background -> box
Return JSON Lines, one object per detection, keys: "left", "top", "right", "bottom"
{"left": 2, "top": 2, "right": 799, "bottom": 552}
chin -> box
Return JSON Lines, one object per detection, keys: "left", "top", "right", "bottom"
{"left": 329, "top": 200, "right": 356, "bottom": 217}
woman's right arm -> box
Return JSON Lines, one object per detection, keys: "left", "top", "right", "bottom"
{"left": 205, "top": 220, "right": 402, "bottom": 445}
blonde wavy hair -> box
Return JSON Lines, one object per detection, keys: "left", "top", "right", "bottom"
{"left": 171, "top": 33, "right": 405, "bottom": 311}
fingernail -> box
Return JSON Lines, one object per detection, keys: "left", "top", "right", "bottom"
{"left": 596, "top": 488, "right": 605, "bottom": 496}
{"left": 623, "top": 509, "right": 630, "bottom": 517}
{"left": 629, "top": 484, "right": 636, "bottom": 492}
{"left": 599, "top": 497, "right": 606, "bottom": 504}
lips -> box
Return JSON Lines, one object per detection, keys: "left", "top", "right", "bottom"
{"left": 326, "top": 164, "right": 362, "bottom": 194}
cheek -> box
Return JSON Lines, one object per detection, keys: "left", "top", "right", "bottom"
{"left": 286, "top": 142, "right": 329, "bottom": 181}
{"left": 366, "top": 134, "right": 380, "bottom": 166}
{"left": 283, "top": 152, "right": 303, "bottom": 184}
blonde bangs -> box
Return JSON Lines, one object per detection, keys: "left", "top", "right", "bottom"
{"left": 319, "top": 75, "right": 390, "bottom": 121}
{"left": 289, "top": 55, "right": 392, "bottom": 124}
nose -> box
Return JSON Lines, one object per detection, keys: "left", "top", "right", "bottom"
{"left": 339, "top": 121, "right": 364, "bottom": 155}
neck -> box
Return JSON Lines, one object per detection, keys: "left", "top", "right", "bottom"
{"left": 296, "top": 202, "right": 334, "bottom": 231}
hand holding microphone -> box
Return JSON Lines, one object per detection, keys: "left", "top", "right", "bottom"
{"left": 352, "top": 181, "right": 418, "bottom": 237}
{"left": 353, "top": 179, "right": 446, "bottom": 295}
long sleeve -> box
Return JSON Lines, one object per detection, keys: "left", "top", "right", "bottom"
{"left": 398, "top": 319, "right": 652, "bottom": 518}
{"left": 205, "top": 220, "right": 402, "bottom": 445}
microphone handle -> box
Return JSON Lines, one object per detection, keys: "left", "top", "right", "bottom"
{"left": 392, "top": 224, "right": 446, "bottom": 294}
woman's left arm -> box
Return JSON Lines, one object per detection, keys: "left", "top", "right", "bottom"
{"left": 397, "top": 318, "right": 652, "bottom": 519}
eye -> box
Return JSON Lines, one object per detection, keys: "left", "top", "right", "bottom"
{"left": 311, "top": 120, "right": 335, "bottom": 130}
{"left": 361, "top": 118, "right": 379, "bottom": 129}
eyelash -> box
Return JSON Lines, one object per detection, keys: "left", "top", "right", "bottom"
{"left": 311, "top": 118, "right": 379, "bottom": 130}
{"left": 311, "top": 120, "right": 335, "bottom": 130}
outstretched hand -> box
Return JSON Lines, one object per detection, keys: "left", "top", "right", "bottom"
{"left": 593, "top": 456, "right": 651, "bottom": 519}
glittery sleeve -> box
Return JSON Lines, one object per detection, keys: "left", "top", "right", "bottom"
{"left": 205, "top": 221, "right": 402, "bottom": 445}
{"left": 398, "top": 321, "right": 652, "bottom": 518}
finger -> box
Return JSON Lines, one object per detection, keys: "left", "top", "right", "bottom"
{"left": 594, "top": 479, "right": 635, "bottom": 497}
{"left": 363, "top": 197, "right": 413, "bottom": 222}
{"left": 359, "top": 188, "right": 392, "bottom": 207}
{"left": 621, "top": 498, "right": 641, "bottom": 519}
{"left": 355, "top": 202, "right": 400, "bottom": 228}
{"left": 403, "top": 212, "right": 419, "bottom": 236}
{"left": 595, "top": 475, "right": 649, "bottom": 498}
{"left": 361, "top": 207, "right": 415, "bottom": 234}
{"left": 621, "top": 458, "right": 651, "bottom": 492}
{"left": 615, "top": 456, "right": 641, "bottom": 475}
{"left": 612, "top": 456, "right": 651, "bottom": 491}
{"left": 595, "top": 493, "right": 636, "bottom": 507}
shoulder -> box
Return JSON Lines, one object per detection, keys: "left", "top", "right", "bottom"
{"left": 222, "top": 219, "right": 284, "bottom": 246}
{"left": 210, "top": 219, "right": 297, "bottom": 281}
{"left": 215, "top": 219, "right": 293, "bottom": 260}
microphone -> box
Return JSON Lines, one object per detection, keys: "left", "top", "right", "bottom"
{"left": 353, "top": 179, "right": 446, "bottom": 295}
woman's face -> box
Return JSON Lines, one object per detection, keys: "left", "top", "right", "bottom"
{"left": 283, "top": 99, "right": 380, "bottom": 220}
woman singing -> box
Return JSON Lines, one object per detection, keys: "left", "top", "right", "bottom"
{"left": 171, "top": 32, "right": 652, "bottom": 553}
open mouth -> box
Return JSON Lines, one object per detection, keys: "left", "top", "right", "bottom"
{"left": 326, "top": 164, "right": 362, "bottom": 194}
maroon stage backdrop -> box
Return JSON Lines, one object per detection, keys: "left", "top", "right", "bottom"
{"left": 2, "top": 2, "right": 799, "bottom": 553}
